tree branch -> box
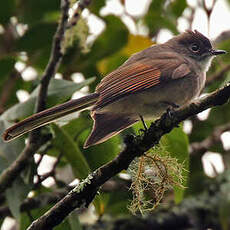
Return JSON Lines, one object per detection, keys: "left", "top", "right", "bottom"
{"left": 0, "top": 0, "right": 70, "bottom": 194}
{"left": 0, "top": 190, "right": 68, "bottom": 219}
{"left": 0, "top": 135, "right": 51, "bottom": 194}
{"left": 35, "top": 0, "right": 69, "bottom": 113}
{"left": 27, "top": 82, "right": 230, "bottom": 230}
{"left": 67, "top": 0, "right": 92, "bottom": 28}
{"left": 91, "top": 172, "right": 227, "bottom": 230}
{"left": 33, "top": 152, "right": 63, "bottom": 190}
{"left": 0, "top": 179, "right": 127, "bottom": 219}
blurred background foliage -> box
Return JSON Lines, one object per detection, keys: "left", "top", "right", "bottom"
{"left": 0, "top": 0, "right": 230, "bottom": 229}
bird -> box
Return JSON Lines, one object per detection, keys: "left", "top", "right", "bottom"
{"left": 2, "top": 30, "right": 226, "bottom": 148}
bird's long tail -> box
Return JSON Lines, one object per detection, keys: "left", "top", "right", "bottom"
{"left": 3, "top": 93, "right": 99, "bottom": 142}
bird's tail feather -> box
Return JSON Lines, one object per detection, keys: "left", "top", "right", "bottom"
{"left": 3, "top": 93, "right": 99, "bottom": 142}
{"left": 84, "top": 112, "right": 137, "bottom": 148}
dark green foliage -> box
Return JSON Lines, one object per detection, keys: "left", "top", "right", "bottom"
{"left": 17, "top": 0, "right": 60, "bottom": 24}
{"left": 88, "top": 16, "right": 129, "bottom": 61}
{"left": 0, "top": 0, "right": 16, "bottom": 24}
{"left": 144, "top": 0, "right": 179, "bottom": 35}
{"left": 0, "top": 0, "right": 229, "bottom": 229}
{"left": 89, "top": 0, "right": 106, "bottom": 16}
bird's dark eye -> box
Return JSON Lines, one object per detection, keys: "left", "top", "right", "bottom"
{"left": 190, "top": 43, "right": 200, "bottom": 52}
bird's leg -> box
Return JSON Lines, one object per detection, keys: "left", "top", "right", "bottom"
{"left": 162, "top": 101, "right": 180, "bottom": 118}
{"left": 139, "top": 114, "right": 148, "bottom": 131}
{"left": 161, "top": 101, "right": 180, "bottom": 127}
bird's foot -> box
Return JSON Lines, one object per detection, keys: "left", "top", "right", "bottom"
{"left": 124, "top": 134, "right": 135, "bottom": 145}
{"left": 162, "top": 101, "right": 180, "bottom": 117}
{"left": 163, "top": 102, "right": 180, "bottom": 127}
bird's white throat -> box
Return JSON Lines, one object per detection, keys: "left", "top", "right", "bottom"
{"left": 199, "top": 56, "right": 214, "bottom": 72}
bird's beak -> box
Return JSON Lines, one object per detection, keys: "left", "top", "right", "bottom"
{"left": 211, "top": 49, "right": 227, "bottom": 55}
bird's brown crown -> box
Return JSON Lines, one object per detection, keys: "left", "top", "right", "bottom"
{"left": 179, "top": 30, "right": 212, "bottom": 48}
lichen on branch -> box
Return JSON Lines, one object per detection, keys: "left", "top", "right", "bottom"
{"left": 128, "top": 147, "right": 185, "bottom": 215}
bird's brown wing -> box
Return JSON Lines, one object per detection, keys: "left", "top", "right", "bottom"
{"left": 95, "top": 56, "right": 191, "bottom": 109}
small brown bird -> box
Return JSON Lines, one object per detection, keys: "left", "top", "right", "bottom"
{"left": 3, "top": 30, "right": 226, "bottom": 148}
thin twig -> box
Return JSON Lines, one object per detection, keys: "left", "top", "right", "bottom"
{"left": 0, "top": 0, "right": 70, "bottom": 194}
{"left": 35, "top": 0, "right": 70, "bottom": 113}
{"left": 190, "top": 122, "right": 230, "bottom": 155}
{"left": 27, "top": 82, "right": 230, "bottom": 230}
{"left": 0, "top": 190, "right": 69, "bottom": 218}
{"left": 67, "top": 0, "right": 92, "bottom": 28}
{"left": 0, "top": 180, "right": 129, "bottom": 219}
{"left": 0, "top": 135, "right": 51, "bottom": 193}
{"left": 202, "top": 0, "right": 217, "bottom": 34}
{"left": 33, "top": 153, "right": 63, "bottom": 189}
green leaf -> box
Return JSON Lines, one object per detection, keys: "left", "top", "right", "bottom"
{"left": 144, "top": 0, "right": 178, "bottom": 35}
{"left": 0, "top": 119, "right": 26, "bottom": 169}
{"left": 170, "top": 0, "right": 186, "bottom": 17}
{"left": 190, "top": 103, "right": 230, "bottom": 144}
{"left": 6, "top": 177, "right": 30, "bottom": 220}
{"left": 207, "top": 70, "right": 230, "bottom": 93}
{"left": 161, "top": 125, "right": 189, "bottom": 203}
{"left": 219, "top": 199, "right": 230, "bottom": 230}
{"left": 88, "top": 16, "right": 129, "bottom": 61}
{"left": 51, "top": 123, "right": 90, "bottom": 179}
{"left": 89, "top": 0, "right": 106, "bottom": 15}
{"left": 68, "top": 212, "right": 82, "bottom": 230}
{"left": 94, "top": 191, "right": 130, "bottom": 217}
{"left": 189, "top": 119, "right": 213, "bottom": 143}
{"left": 208, "top": 103, "right": 230, "bottom": 126}
{"left": 0, "top": 0, "right": 16, "bottom": 24}
{"left": 0, "top": 57, "right": 16, "bottom": 97}
{"left": 0, "top": 57, "right": 16, "bottom": 79}
{"left": 62, "top": 114, "right": 91, "bottom": 139}
{"left": 17, "top": 0, "right": 59, "bottom": 25}
{"left": 2, "top": 77, "right": 95, "bottom": 121}
{"left": 186, "top": 153, "right": 207, "bottom": 195}
{"left": 16, "top": 22, "right": 57, "bottom": 53}
{"left": 15, "top": 22, "right": 58, "bottom": 70}
{"left": 78, "top": 128, "right": 121, "bottom": 171}
{"left": 104, "top": 189, "right": 131, "bottom": 216}
{"left": 93, "top": 194, "right": 108, "bottom": 216}
{"left": 0, "top": 156, "right": 8, "bottom": 174}
{"left": 98, "top": 53, "right": 129, "bottom": 75}
{"left": 0, "top": 219, "right": 4, "bottom": 229}
{"left": 215, "top": 39, "right": 230, "bottom": 64}
{"left": 3, "top": 75, "right": 33, "bottom": 110}
{"left": 32, "top": 78, "right": 95, "bottom": 108}
{"left": 54, "top": 219, "right": 71, "bottom": 230}
{"left": 19, "top": 203, "right": 52, "bottom": 230}
{"left": 219, "top": 181, "right": 230, "bottom": 230}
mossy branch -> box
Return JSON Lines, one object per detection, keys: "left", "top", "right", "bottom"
{"left": 27, "top": 82, "right": 230, "bottom": 230}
